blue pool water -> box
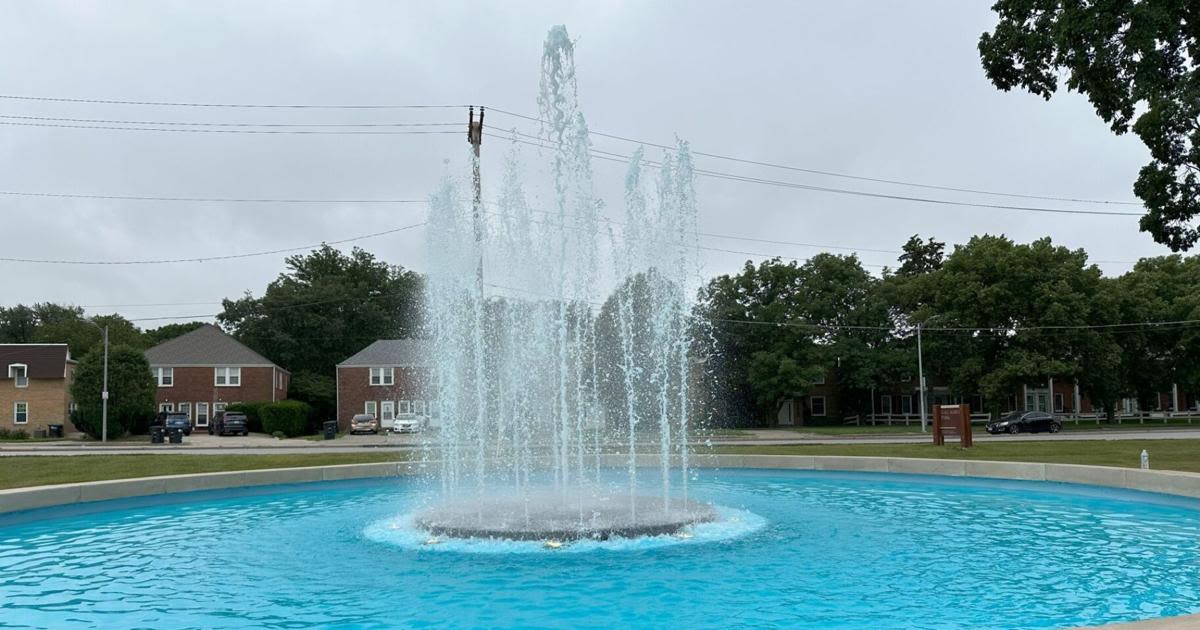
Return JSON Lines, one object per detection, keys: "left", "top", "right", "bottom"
{"left": 1, "top": 470, "right": 1197, "bottom": 629}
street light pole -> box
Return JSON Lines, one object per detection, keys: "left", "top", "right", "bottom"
{"left": 917, "top": 322, "right": 927, "bottom": 433}
{"left": 86, "top": 319, "right": 110, "bottom": 443}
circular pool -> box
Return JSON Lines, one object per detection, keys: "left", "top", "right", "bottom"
{"left": 1, "top": 469, "right": 1197, "bottom": 629}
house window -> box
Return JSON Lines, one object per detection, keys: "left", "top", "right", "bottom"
{"left": 813, "top": 372, "right": 826, "bottom": 385}
{"left": 880, "top": 395, "right": 892, "bottom": 415}
{"left": 13, "top": 401, "right": 28, "bottom": 424}
{"left": 900, "top": 395, "right": 913, "bottom": 415}
{"left": 381, "top": 401, "right": 395, "bottom": 421}
{"left": 1054, "top": 393, "right": 1065, "bottom": 413}
{"left": 196, "top": 402, "right": 210, "bottom": 426}
{"left": 159, "top": 403, "right": 174, "bottom": 413}
{"left": 414, "top": 400, "right": 426, "bottom": 416}
{"left": 370, "top": 367, "right": 395, "bottom": 386}
{"left": 177, "top": 402, "right": 191, "bottom": 420}
{"left": 214, "top": 367, "right": 241, "bottom": 387}
{"left": 214, "top": 402, "right": 227, "bottom": 414}
{"left": 365, "top": 401, "right": 377, "bottom": 418}
{"left": 153, "top": 367, "right": 173, "bottom": 387}
{"left": 8, "top": 364, "right": 28, "bottom": 388}
{"left": 811, "top": 396, "right": 826, "bottom": 417}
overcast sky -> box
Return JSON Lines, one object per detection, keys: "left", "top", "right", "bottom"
{"left": 0, "top": 1, "right": 1160, "bottom": 328}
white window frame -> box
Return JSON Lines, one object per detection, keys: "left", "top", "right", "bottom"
{"left": 196, "top": 402, "right": 210, "bottom": 427}
{"left": 398, "top": 400, "right": 412, "bottom": 415}
{"left": 154, "top": 367, "right": 174, "bottom": 388}
{"left": 380, "top": 401, "right": 395, "bottom": 421}
{"left": 901, "top": 395, "right": 913, "bottom": 415}
{"left": 369, "top": 367, "right": 395, "bottom": 386}
{"left": 813, "top": 373, "right": 826, "bottom": 385}
{"left": 159, "top": 402, "right": 174, "bottom": 413}
{"left": 414, "top": 400, "right": 426, "bottom": 416}
{"left": 214, "top": 402, "right": 227, "bottom": 414}
{"left": 8, "top": 363, "right": 28, "bottom": 388}
{"left": 365, "top": 401, "right": 377, "bottom": 418}
{"left": 1054, "top": 393, "right": 1065, "bottom": 413}
{"left": 214, "top": 366, "right": 241, "bottom": 387}
{"left": 880, "top": 395, "right": 892, "bottom": 415}
{"left": 811, "top": 396, "right": 826, "bottom": 417}
{"left": 177, "top": 402, "right": 191, "bottom": 421}
{"left": 13, "top": 401, "right": 28, "bottom": 424}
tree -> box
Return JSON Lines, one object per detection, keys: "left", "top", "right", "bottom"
{"left": 35, "top": 312, "right": 144, "bottom": 358}
{"left": 218, "top": 245, "right": 423, "bottom": 413}
{"left": 0, "top": 305, "right": 36, "bottom": 343}
{"left": 69, "top": 345, "right": 156, "bottom": 439}
{"left": 142, "top": 321, "right": 208, "bottom": 347}
{"left": 979, "top": 1, "right": 1200, "bottom": 250}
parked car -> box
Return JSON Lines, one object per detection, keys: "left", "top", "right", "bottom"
{"left": 209, "top": 411, "right": 249, "bottom": 436}
{"left": 160, "top": 413, "right": 192, "bottom": 436}
{"left": 985, "top": 411, "right": 1062, "bottom": 435}
{"left": 350, "top": 414, "right": 379, "bottom": 435}
{"left": 390, "top": 416, "right": 423, "bottom": 434}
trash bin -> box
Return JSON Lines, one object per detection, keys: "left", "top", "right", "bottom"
{"left": 323, "top": 420, "right": 338, "bottom": 440}
{"left": 47, "top": 424, "right": 63, "bottom": 438}
{"left": 150, "top": 426, "right": 165, "bottom": 444}
{"left": 168, "top": 428, "right": 183, "bottom": 444}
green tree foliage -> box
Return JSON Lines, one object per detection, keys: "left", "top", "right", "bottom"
{"left": 0, "top": 303, "right": 146, "bottom": 357}
{"left": 0, "top": 305, "right": 37, "bottom": 342}
{"left": 142, "top": 322, "right": 208, "bottom": 347}
{"left": 979, "top": 1, "right": 1200, "bottom": 250}
{"left": 69, "top": 346, "right": 156, "bottom": 439}
{"left": 217, "top": 245, "right": 423, "bottom": 417}
{"left": 895, "top": 235, "right": 945, "bottom": 277}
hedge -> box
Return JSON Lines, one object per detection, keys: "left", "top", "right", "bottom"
{"left": 225, "top": 402, "right": 269, "bottom": 433}
{"left": 259, "top": 401, "right": 312, "bottom": 438}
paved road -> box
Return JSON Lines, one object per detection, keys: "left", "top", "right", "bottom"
{"left": 2, "top": 427, "right": 1198, "bottom": 456}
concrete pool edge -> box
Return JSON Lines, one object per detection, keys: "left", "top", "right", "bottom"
{"left": 0, "top": 455, "right": 1197, "bottom": 629}
{"left": 3, "top": 456, "right": 1200, "bottom": 515}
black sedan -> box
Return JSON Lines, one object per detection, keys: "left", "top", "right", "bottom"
{"left": 986, "top": 411, "right": 1062, "bottom": 435}
{"left": 209, "top": 411, "right": 249, "bottom": 436}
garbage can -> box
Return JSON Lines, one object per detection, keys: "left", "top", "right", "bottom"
{"left": 323, "top": 420, "right": 338, "bottom": 440}
{"left": 47, "top": 424, "right": 63, "bottom": 438}
{"left": 168, "top": 428, "right": 183, "bottom": 444}
{"left": 150, "top": 426, "right": 165, "bottom": 444}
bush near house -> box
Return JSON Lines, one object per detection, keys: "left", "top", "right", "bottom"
{"left": 225, "top": 402, "right": 269, "bottom": 433}
{"left": 259, "top": 401, "right": 312, "bottom": 437}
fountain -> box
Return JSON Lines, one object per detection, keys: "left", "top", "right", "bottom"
{"left": 418, "top": 25, "right": 709, "bottom": 541}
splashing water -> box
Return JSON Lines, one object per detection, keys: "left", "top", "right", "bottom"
{"left": 421, "top": 25, "right": 703, "bottom": 539}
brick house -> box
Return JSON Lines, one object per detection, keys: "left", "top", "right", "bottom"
{"left": 144, "top": 325, "right": 289, "bottom": 431}
{"left": 0, "top": 344, "right": 77, "bottom": 433}
{"left": 336, "top": 339, "right": 430, "bottom": 430}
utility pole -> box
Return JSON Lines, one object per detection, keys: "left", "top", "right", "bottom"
{"left": 917, "top": 322, "right": 927, "bottom": 433}
{"left": 101, "top": 325, "right": 109, "bottom": 443}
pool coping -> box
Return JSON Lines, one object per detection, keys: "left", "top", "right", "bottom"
{"left": 0, "top": 455, "right": 1197, "bottom": 629}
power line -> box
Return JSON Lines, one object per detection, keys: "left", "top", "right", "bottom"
{"left": 0, "top": 190, "right": 429, "bottom": 203}
{"left": 0, "top": 114, "right": 461, "bottom": 128}
{"left": 0, "top": 120, "right": 463, "bottom": 135}
{"left": 0, "top": 94, "right": 468, "bottom": 109}
{"left": 490, "top": 132, "right": 1142, "bottom": 217}
{"left": 486, "top": 107, "right": 1141, "bottom": 206}
{"left": 0, "top": 221, "right": 426, "bottom": 265}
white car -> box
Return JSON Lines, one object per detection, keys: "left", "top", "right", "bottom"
{"left": 390, "top": 417, "right": 423, "bottom": 433}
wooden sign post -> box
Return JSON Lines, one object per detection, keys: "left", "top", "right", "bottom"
{"left": 933, "top": 404, "right": 973, "bottom": 447}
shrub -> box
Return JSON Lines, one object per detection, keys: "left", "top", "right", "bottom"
{"left": 260, "top": 401, "right": 311, "bottom": 438}
{"left": 272, "top": 431, "right": 286, "bottom": 439}
{"left": 226, "top": 402, "right": 269, "bottom": 433}
{"left": 0, "top": 428, "right": 29, "bottom": 440}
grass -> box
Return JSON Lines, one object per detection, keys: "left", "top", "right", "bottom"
{"left": 716, "top": 439, "right": 1200, "bottom": 473}
{"left": 760, "top": 419, "right": 1198, "bottom": 436}
{"left": 0, "top": 452, "right": 407, "bottom": 491}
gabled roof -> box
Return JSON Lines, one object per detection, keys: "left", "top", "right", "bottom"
{"left": 338, "top": 339, "right": 428, "bottom": 368}
{"left": 144, "top": 325, "right": 283, "bottom": 369}
{"left": 0, "top": 344, "right": 72, "bottom": 379}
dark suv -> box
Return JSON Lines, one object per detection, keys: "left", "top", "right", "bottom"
{"left": 158, "top": 413, "right": 193, "bottom": 436}
{"left": 209, "top": 411, "right": 249, "bottom": 436}
{"left": 986, "top": 411, "right": 1062, "bottom": 435}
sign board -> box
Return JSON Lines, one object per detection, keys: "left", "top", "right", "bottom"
{"left": 933, "top": 404, "right": 973, "bottom": 448}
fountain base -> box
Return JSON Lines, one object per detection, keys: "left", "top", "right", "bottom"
{"left": 415, "top": 492, "right": 716, "bottom": 541}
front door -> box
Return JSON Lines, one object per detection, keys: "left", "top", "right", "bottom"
{"left": 195, "top": 402, "right": 210, "bottom": 428}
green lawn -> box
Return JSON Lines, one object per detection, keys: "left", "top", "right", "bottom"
{"left": 760, "top": 419, "right": 1197, "bottom": 436}
{"left": 717, "top": 439, "right": 1200, "bottom": 472}
{"left": 0, "top": 453, "right": 407, "bottom": 491}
